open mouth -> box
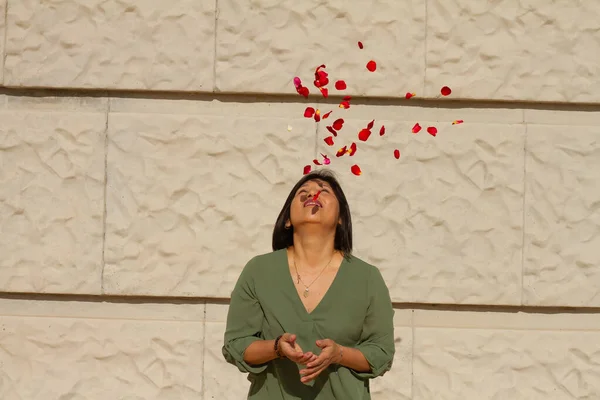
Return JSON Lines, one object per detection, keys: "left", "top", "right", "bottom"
{"left": 304, "top": 199, "right": 322, "bottom": 208}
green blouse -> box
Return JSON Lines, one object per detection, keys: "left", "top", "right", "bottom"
{"left": 222, "top": 249, "right": 395, "bottom": 399}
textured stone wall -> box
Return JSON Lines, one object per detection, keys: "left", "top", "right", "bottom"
{"left": 1, "top": 0, "right": 600, "bottom": 398}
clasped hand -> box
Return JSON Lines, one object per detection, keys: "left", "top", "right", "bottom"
{"left": 278, "top": 333, "right": 342, "bottom": 383}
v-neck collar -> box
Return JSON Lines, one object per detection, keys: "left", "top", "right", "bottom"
{"left": 280, "top": 248, "right": 347, "bottom": 316}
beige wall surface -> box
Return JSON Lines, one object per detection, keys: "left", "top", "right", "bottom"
{"left": 1, "top": 0, "right": 600, "bottom": 398}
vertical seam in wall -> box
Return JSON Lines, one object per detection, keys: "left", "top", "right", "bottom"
{"left": 212, "top": 0, "right": 219, "bottom": 92}
{"left": 520, "top": 121, "right": 528, "bottom": 306}
{"left": 2, "top": 0, "right": 9, "bottom": 84}
{"left": 100, "top": 96, "right": 111, "bottom": 294}
{"left": 422, "top": 0, "right": 428, "bottom": 94}
{"left": 201, "top": 301, "right": 207, "bottom": 397}
{"left": 411, "top": 309, "right": 415, "bottom": 398}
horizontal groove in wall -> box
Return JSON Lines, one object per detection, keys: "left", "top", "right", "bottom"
{"left": 1, "top": 292, "right": 600, "bottom": 315}
{"left": 3, "top": 86, "right": 600, "bottom": 112}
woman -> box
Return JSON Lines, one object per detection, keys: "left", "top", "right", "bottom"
{"left": 222, "top": 169, "right": 395, "bottom": 399}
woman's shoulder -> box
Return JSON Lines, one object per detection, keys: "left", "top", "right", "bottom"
{"left": 344, "top": 253, "right": 382, "bottom": 277}
{"left": 242, "top": 249, "right": 287, "bottom": 276}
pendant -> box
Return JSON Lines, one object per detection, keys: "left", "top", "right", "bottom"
{"left": 303, "top": 288, "right": 309, "bottom": 298}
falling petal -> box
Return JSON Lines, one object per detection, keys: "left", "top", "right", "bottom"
{"left": 324, "top": 136, "right": 335, "bottom": 146}
{"left": 348, "top": 142, "right": 357, "bottom": 156}
{"left": 293, "top": 77, "right": 302, "bottom": 87}
{"left": 339, "top": 101, "right": 350, "bottom": 109}
{"left": 303, "top": 165, "right": 312, "bottom": 175}
{"left": 351, "top": 165, "right": 362, "bottom": 176}
{"left": 452, "top": 119, "right": 464, "bottom": 125}
{"left": 322, "top": 111, "right": 333, "bottom": 119}
{"left": 367, "top": 120, "right": 375, "bottom": 129}
{"left": 320, "top": 87, "right": 329, "bottom": 98}
{"left": 326, "top": 126, "right": 338, "bottom": 136}
{"left": 336, "top": 146, "right": 347, "bottom": 157}
{"left": 405, "top": 92, "right": 416, "bottom": 99}
{"left": 297, "top": 86, "right": 310, "bottom": 98}
{"left": 313, "top": 159, "right": 322, "bottom": 165}
{"left": 379, "top": 125, "right": 385, "bottom": 136}
{"left": 314, "top": 65, "right": 328, "bottom": 86}
{"left": 440, "top": 86, "right": 452, "bottom": 96}
{"left": 394, "top": 149, "right": 400, "bottom": 159}
{"left": 427, "top": 126, "right": 438, "bottom": 137}
{"left": 412, "top": 123, "right": 422, "bottom": 134}
{"left": 335, "top": 80, "right": 347, "bottom": 90}
{"left": 358, "top": 128, "right": 372, "bottom": 141}
{"left": 314, "top": 109, "right": 321, "bottom": 122}
{"left": 366, "top": 60, "right": 377, "bottom": 72}
{"left": 321, "top": 154, "right": 331, "bottom": 165}
{"left": 358, "top": 41, "right": 364, "bottom": 49}
{"left": 313, "top": 190, "right": 322, "bottom": 201}
{"left": 332, "top": 118, "right": 344, "bottom": 131}
{"left": 343, "top": 96, "right": 352, "bottom": 101}
{"left": 304, "top": 107, "right": 315, "bottom": 118}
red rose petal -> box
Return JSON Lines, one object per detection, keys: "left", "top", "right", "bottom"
{"left": 452, "top": 119, "right": 464, "bottom": 125}
{"left": 358, "top": 128, "right": 372, "bottom": 141}
{"left": 304, "top": 107, "right": 315, "bottom": 118}
{"left": 405, "top": 92, "right": 415, "bottom": 99}
{"left": 339, "top": 100, "right": 350, "bottom": 109}
{"left": 427, "top": 126, "right": 438, "bottom": 137}
{"left": 367, "top": 120, "right": 375, "bottom": 130}
{"left": 297, "top": 86, "right": 309, "bottom": 98}
{"left": 324, "top": 136, "right": 335, "bottom": 146}
{"left": 321, "top": 154, "right": 331, "bottom": 165}
{"left": 440, "top": 86, "right": 451, "bottom": 96}
{"left": 394, "top": 149, "right": 400, "bottom": 159}
{"left": 343, "top": 96, "right": 352, "bottom": 101}
{"left": 313, "top": 159, "right": 322, "bottom": 165}
{"left": 313, "top": 190, "right": 322, "bottom": 201}
{"left": 351, "top": 165, "right": 362, "bottom": 176}
{"left": 336, "top": 146, "right": 348, "bottom": 157}
{"left": 320, "top": 87, "right": 329, "bottom": 98}
{"left": 322, "top": 111, "right": 332, "bottom": 119}
{"left": 358, "top": 41, "right": 364, "bottom": 49}
{"left": 412, "top": 123, "right": 422, "bottom": 134}
{"left": 326, "top": 126, "right": 338, "bottom": 136}
{"left": 366, "top": 60, "right": 377, "bottom": 72}
{"left": 314, "top": 109, "right": 321, "bottom": 122}
{"left": 303, "top": 165, "right": 312, "bottom": 175}
{"left": 348, "top": 142, "right": 357, "bottom": 156}
{"left": 379, "top": 125, "right": 385, "bottom": 136}
{"left": 335, "top": 80, "right": 347, "bottom": 90}
{"left": 332, "top": 118, "right": 344, "bottom": 131}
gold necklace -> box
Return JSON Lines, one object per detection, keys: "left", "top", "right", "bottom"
{"left": 293, "top": 252, "right": 335, "bottom": 298}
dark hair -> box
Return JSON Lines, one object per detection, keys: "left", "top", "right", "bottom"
{"left": 272, "top": 169, "right": 352, "bottom": 256}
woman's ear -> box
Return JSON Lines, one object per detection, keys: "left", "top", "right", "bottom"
{"left": 285, "top": 220, "right": 292, "bottom": 229}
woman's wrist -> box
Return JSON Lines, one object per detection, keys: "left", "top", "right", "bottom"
{"left": 336, "top": 345, "right": 344, "bottom": 364}
{"left": 274, "top": 335, "right": 284, "bottom": 359}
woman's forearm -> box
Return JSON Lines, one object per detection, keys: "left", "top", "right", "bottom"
{"left": 243, "top": 340, "right": 279, "bottom": 365}
{"left": 338, "top": 346, "right": 371, "bottom": 372}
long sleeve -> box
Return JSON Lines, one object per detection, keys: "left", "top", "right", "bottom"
{"left": 352, "top": 266, "right": 395, "bottom": 379}
{"left": 222, "top": 258, "right": 268, "bottom": 374}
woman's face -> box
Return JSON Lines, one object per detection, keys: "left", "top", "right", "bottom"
{"left": 288, "top": 179, "right": 341, "bottom": 231}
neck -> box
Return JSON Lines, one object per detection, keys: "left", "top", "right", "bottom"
{"left": 291, "top": 229, "right": 337, "bottom": 269}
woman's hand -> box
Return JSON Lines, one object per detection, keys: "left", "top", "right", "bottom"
{"left": 278, "top": 333, "right": 317, "bottom": 365}
{"left": 299, "top": 339, "right": 342, "bottom": 383}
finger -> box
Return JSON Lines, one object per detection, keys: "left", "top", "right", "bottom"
{"left": 306, "top": 358, "right": 323, "bottom": 369}
{"left": 296, "top": 353, "right": 313, "bottom": 364}
{"left": 306, "top": 351, "right": 329, "bottom": 368}
{"left": 284, "top": 333, "right": 296, "bottom": 343}
{"left": 301, "top": 365, "right": 327, "bottom": 383}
